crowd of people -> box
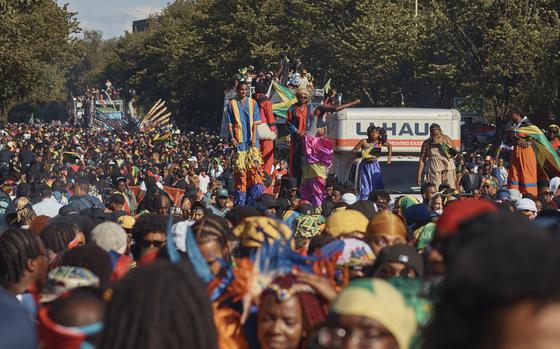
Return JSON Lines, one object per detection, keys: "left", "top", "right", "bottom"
{"left": 3, "top": 69, "right": 560, "bottom": 349}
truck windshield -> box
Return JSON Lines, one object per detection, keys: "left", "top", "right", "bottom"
{"left": 381, "top": 161, "right": 420, "bottom": 194}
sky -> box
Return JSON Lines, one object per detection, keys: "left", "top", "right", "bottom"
{"left": 57, "top": 0, "right": 171, "bottom": 39}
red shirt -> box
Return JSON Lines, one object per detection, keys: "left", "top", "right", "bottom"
{"left": 254, "top": 94, "right": 276, "bottom": 131}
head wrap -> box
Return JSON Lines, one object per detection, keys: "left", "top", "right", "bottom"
{"left": 295, "top": 87, "right": 310, "bottom": 97}
{"left": 234, "top": 216, "right": 293, "bottom": 248}
{"left": 325, "top": 209, "right": 368, "bottom": 237}
{"left": 294, "top": 214, "right": 325, "bottom": 239}
{"left": 321, "top": 238, "right": 375, "bottom": 267}
{"left": 331, "top": 278, "right": 417, "bottom": 349}
{"left": 40, "top": 267, "right": 100, "bottom": 303}
{"left": 366, "top": 211, "right": 407, "bottom": 240}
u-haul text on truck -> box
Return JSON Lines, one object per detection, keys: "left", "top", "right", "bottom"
{"left": 326, "top": 108, "right": 461, "bottom": 193}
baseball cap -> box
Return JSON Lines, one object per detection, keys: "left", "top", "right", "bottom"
{"left": 216, "top": 188, "right": 229, "bottom": 198}
{"left": 516, "top": 198, "right": 537, "bottom": 212}
{"left": 371, "top": 244, "right": 424, "bottom": 278}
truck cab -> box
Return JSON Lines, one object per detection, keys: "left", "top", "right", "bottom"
{"left": 327, "top": 108, "right": 461, "bottom": 194}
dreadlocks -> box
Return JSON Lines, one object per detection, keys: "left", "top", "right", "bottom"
{"left": 40, "top": 220, "right": 76, "bottom": 253}
{"left": 0, "top": 228, "right": 42, "bottom": 287}
{"left": 97, "top": 261, "right": 217, "bottom": 349}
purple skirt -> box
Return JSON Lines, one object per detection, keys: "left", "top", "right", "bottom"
{"left": 359, "top": 160, "right": 384, "bottom": 200}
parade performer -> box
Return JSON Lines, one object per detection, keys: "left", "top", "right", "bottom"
{"left": 253, "top": 82, "right": 276, "bottom": 195}
{"left": 507, "top": 109, "right": 560, "bottom": 195}
{"left": 352, "top": 125, "right": 392, "bottom": 200}
{"left": 417, "top": 123, "right": 457, "bottom": 189}
{"left": 286, "top": 88, "right": 359, "bottom": 206}
{"left": 226, "top": 82, "right": 264, "bottom": 206}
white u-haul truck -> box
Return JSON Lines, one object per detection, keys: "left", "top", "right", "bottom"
{"left": 326, "top": 108, "right": 461, "bottom": 193}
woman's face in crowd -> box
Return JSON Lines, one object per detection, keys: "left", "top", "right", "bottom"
{"left": 196, "top": 238, "right": 226, "bottom": 277}
{"left": 431, "top": 128, "right": 441, "bottom": 138}
{"left": 258, "top": 294, "right": 303, "bottom": 349}
{"left": 181, "top": 198, "right": 192, "bottom": 215}
{"left": 316, "top": 315, "right": 398, "bottom": 349}
{"left": 368, "top": 235, "right": 406, "bottom": 256}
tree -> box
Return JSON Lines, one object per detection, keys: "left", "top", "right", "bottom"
{"left": 0, "top": 0, "right": 79, "bottom": 120}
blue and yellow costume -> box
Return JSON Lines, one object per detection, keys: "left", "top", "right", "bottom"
{"left": 226, "top": 96, "right": 265, "bottom": 206}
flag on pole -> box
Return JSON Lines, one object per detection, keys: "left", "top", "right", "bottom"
{"left": 322, "top": 79, "right": 332, "bottom": 94}
{"left": 268, "top": 82, "right": 296, "bottom": 119}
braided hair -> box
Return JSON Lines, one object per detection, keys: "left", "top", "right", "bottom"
{"left": 97, "top": 261, "right": 217, "bottom": 349}
{"left": 0, "top": 228, "right": 42, "bottom": 287}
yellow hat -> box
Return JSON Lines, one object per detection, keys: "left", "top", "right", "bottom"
{"left": 325, "top": 209, "right": 368, "bottom": 237}
{"left": 331, "top": 278, "right": 417, "bottom": 349}
{"left": 366, "top": 211, "right": 407, "bottom": 240}
{"left": 117, "top": 215, "right": 136, "bottom": 230}
{"left": 234, "top": 217, "right": 293, "bottom": 249}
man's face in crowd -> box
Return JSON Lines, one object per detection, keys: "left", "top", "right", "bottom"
{"left": 237, "top": 84, "right": 248, "bottom": 98}
{"left": 116, "top": 181, "right": 126, "bottom": 193}
{"left": 216, "top": 197, "right": 227, "bottom": 209}
{"left": 296, "top": 93, "right": 309, "bottom": 105}
{"left": 423, "top": 186, "right": 436, "bottom": 201}
{"left": 140, "top": 231, "right": 166, "bottom": 257}
{"left": 331, "top": 190, "right": 343, "bottom": 204}
{"left": 375, "top": 262, "right": 417, "bottom": 279}
{"left": 192, "top": 209, "right": 205, "bottom": 222}
{"left": 519, "top": 209, "right": 536, "bottom": 220}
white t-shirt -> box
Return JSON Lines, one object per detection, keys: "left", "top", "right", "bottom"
{"left": 199, "top": 174, "right": 210, "bottom": 194}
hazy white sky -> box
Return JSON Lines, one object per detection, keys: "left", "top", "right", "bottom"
{"left": 57, "top": 0, "right": 170, "bottom": 38}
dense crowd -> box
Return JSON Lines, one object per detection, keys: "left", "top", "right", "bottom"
{"left": 3, "top": 86, "right": 560, "bottom": 349}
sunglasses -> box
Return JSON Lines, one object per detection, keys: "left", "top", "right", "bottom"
{"left": 141, "top": 240, "right": 166, "bottom": 248}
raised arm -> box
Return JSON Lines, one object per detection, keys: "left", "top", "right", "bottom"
{"left": 319, "top": 99, "right": 361, "bottom": 114}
